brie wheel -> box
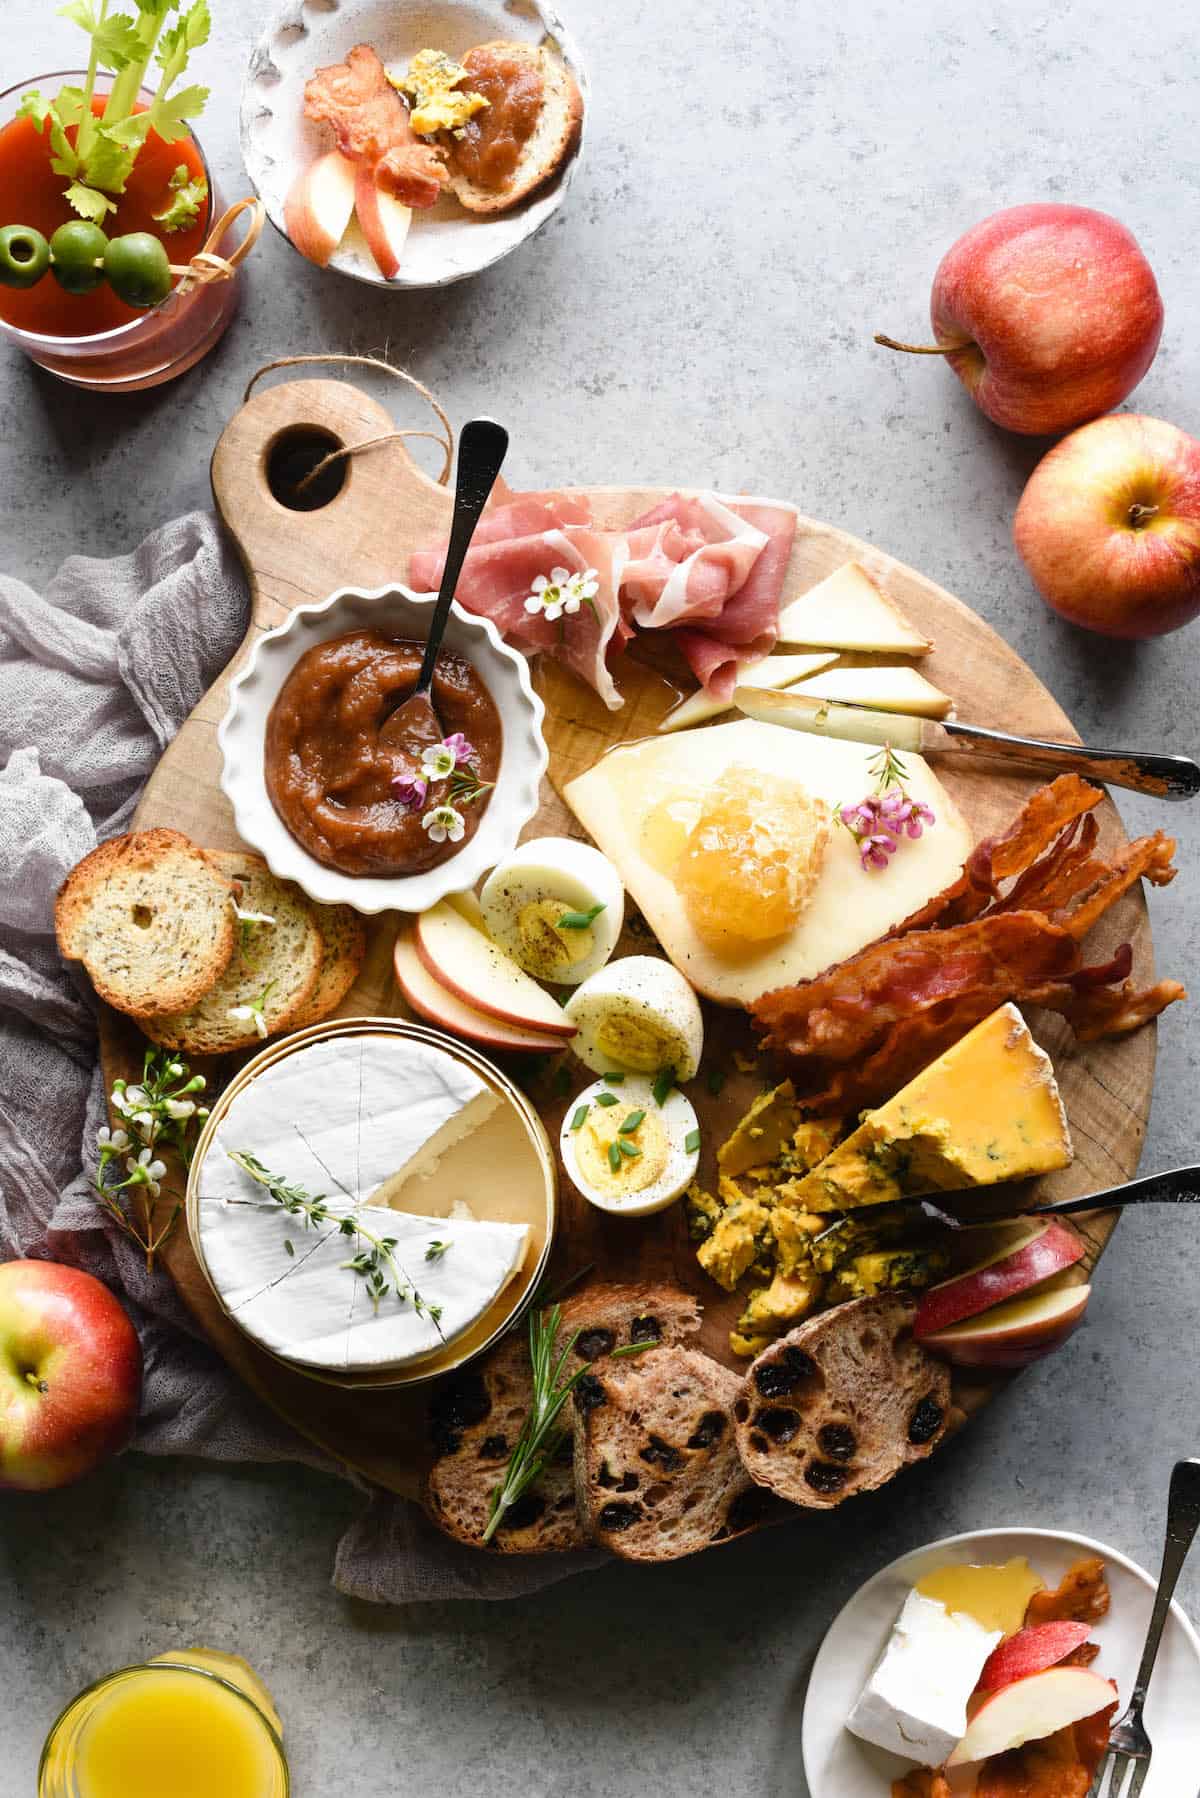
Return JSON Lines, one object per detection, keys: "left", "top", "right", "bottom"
{"left": 196, "top": 1035, "right": 530, "bottom": 1371}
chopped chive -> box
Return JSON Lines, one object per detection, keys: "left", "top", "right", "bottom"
{"left": 596, "top": 1091, "right": 619, "bottom": 1108}
{"left": 553, "top": 1065, "right": 572, "bottom": 1097}
{"left": 284, "top": 1239, "right": 295, "bottom": 1257}
{"left": 555, "top": 989, "right": 571, "bottom": 1006}
{"left": 685, "top": 1128, "right": 702, "bottom": 1154}
{"left": 617, "top": 1138, "right": 641, "bottom": 1160}
{"left": 706, "top": 1068, "right": 726, "bottom": 1096}
{"left": 570, "top": 1104, "right": 590, "bottom": 1131}
{"left": 651, "top": 1067, "right": 676, "bottom": 1106}
{"left": 608, "top": 1142, "right": 622, "bottom": 1173}
{"left": 602, "top": 1071, "right": 626, "bottom": 1084}
{"left": 557, "top": 902, "right": 606, "bottom": 931}
{"left": 619, "top": 1109, "right": 646, "bottom": 1135}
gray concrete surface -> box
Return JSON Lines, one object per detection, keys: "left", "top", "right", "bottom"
{"left": 3, "top": 1, "right": 1200, "bottom": 1792}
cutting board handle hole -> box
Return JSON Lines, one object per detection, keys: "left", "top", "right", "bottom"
{"left": 265, "top": 425, "right": 347, "bottom": 513}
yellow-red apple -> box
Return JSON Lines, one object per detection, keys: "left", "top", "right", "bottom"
{"left": 919, "top": 1273, "right": 1090, "bottom": 1370}
{"left": 914, "top": 1218, "right": 1084, "bottom": 1340}
{"left": 354, "top": 163, "right": 412, "bottom": 280}
{"left": 948, "top": 1666, "right": 1116, "bottom": 1765}
{"left": 413, "top": 902, "right": 577, "bottom": 1037}
{"left": 393, "top": 928, "right": 566, "bottom": 1054}
{"left": 284, "top": 149, "right": 358, "bottom": 267}
{"left": 978, "top": 1621, "right": 1093, "bottom": 1693}
{"left": 1015, "top": 413, "right": 1200, "bottom": 637}
{"left": 0, "top": 1260, "right": 141, "bottom": 1492}
{"left": 878, "top": 203, "right": 1163, "bottom": 435}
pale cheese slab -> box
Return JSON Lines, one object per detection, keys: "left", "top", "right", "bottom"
{"left": 791, "top": 664, "right": 954, "bottom": 718}
{"left": 776, "top": 562, "right": 933, "bottom": 655}
{"left": 564, "top": 719, "right": 973, "bottom": 1007}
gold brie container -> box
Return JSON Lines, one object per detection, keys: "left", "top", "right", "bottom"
{"left": 186, "top": 1017, "right": 557, "bottom": 1392}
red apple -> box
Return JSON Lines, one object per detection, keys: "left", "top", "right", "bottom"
{"left": 354, "top": 162, "right": 412, "bottom": 280}
{"left": 1015, "top": 413, "right": 1200, "bottom": 637}
{"left": 920, "top": 1273, "right": 1090, "bottom": 1370}
{"left": 914, "top": 1218, "right": 1084, "bottom": 1340}
{"left": 878, "top": 203, "right": 1163, "bottom": 435}
{"left": 283, "top": 149, "right": 358, "bottom": 267}
{"left": 414, "top": 902, "right": 577, "bottom": 1037}
{"left": 394, "top": 928, "right": 567, "bottom": 1054}
{"left": 948, "top": 1666, "right": 1116, "bottom": 1765}
{"left": 978, "top": 1621, "right": 1093, "bottom": 1693}
{"left": 0, "top": 1260, "right": 141, "bottom": 1492}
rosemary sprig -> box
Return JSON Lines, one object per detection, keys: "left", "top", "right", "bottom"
{"left": 227, "top": 1150, "right": 445, "bottom": 1329}
{"left": 482, "top": 1303, "right": 653, "bottom": 1543}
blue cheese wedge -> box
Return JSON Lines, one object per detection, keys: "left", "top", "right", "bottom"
{"left": 846, "top": 1588, "right": 1001, "bottom": 1765}
{"left": 196, "top": 1035, "right": 529, "bottom": 1371}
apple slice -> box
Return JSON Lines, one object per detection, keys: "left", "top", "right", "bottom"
{"left": 283, "top": 150, "right": 358, "bottom": 267}
{"left": 921, "top": 1272, "right": 1090, "bottom": 1369}
{"left": 978, "top": 1621, "right": 1093, "bottom": 1693}
{"left": 915, "top": 1218, "right": 1085, "bottom": 1339}
{"left": 394, "top": 929, "right": 566, "bottom": 1054}
{"left": 947, "top": 1666, "right": 1116, "bottom": 1765}
{"left": 354, "top": 162, "right": 412, "bottom": 279}
{"left": 414, "top": 901, "right": 577, "bottom": 1037}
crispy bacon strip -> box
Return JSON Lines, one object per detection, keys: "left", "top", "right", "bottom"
{"left": 1026, "top": 1557, "right": 1111, "bottom": 1625}
{"left": 892, "top": 1772, "right": 951, "bottom": 1798}
{"left": 304, "top": 45, "right": 446, "bottom": 208}
{"left": 753, "top": 776, "right": 1185, "bottom": 1111}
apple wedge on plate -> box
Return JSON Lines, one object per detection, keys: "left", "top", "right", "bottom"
{"left": 947, "top": 1665, "right": 1117, "bottom": 1765}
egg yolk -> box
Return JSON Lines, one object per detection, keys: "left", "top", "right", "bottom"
{"left": 516, "top": 899, "right": 594, "bottom": 976}
{"left": 677, "top": 766, "right": 830, "bottom": 949}
{"left": 594, "top": 1015, "right": 678, "bottom": 1073}
{"left": 576, "top": 1102, "right": 670, "bottom": 1195}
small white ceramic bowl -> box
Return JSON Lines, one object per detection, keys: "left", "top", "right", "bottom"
{"left": 241, "top": 0, "right": 588, "bottom": 290}
{"left": 219, "top": 586, "right": 547, "bottom": 915}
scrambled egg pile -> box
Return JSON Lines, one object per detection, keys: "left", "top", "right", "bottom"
{"left": 686, "top": 1081, "right": 949, "bottom": 1357}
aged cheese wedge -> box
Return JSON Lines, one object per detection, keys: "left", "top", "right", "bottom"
{"left": 658, "top": 651, "right": 837, "bottom": 733}
{"left": 564, "top": 719, "right": 972, "bottom": 1007}
{"left": 782, "top": 1004, "right": 1073, "bottom": 1213}
{"left": 197, "top": 1035, "right": 530, "bottom": 1370}
{"left": 775, "top": 562, "right": 933, "bottom": 655}
{"left": 790, "top": 664, "right": 954, "bottom": 719}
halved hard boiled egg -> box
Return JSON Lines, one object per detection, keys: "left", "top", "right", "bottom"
{"left": 560, "top": 1075, "right": 700, "bottom": 1217}
{"left": 480, "top": 837, "right": 624, "bottom": 986}
{"left": 563, "top": 955, "right": 704, "bottom": 1080}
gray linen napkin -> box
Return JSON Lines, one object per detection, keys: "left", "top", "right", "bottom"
{"left": 0, "top": 512, "right": 601, "bottom": 1602}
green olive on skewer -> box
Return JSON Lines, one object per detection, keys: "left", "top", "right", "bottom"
{"left": 49, "top": 220, "right": 110, "bottom": 293}
{"left": 105, "top": 232, "right": 173, "bottom": 309}
{"left": 0, "top": 224, "right": 51, "bottom": 289}
{"left": 0, "top": 219, "right": 180, "bottom": 309}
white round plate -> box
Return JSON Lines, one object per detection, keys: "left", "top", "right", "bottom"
{"left": 802, "top": 1527, "right": 1200, "bottom": 1798}
{"left": 241, "top": 0, "right": 589, "bottom": 289}
{"left": 219, "top": 585, "right": 548, "bottom": 914}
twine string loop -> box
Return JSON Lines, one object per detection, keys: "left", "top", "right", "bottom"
{"left": 242, "top": 354, "right": 456, "bottom": 491}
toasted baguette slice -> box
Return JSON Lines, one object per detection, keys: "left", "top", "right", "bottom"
{"left": 286, "top": 902, "right": 367, "bottom": 1031}
{"left": 55, "top": 828, "right": 237, "bottom": 1019}
{"left": 422, "top": 1281, "right": 700, "bottom": 1553}
{"left": 143, "top": 854, "right": 322, "bottom": 1054}
{"left": 445, "top": 42, "right": 583, "bottom": 216}
{"left": 574, "top": 1345, "right": 785, "bottom": 1561}
{"left": 734, "top": 1295, "right": 954, "bottom": 1509}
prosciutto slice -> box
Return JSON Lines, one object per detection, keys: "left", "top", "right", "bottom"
{"left": 407, "top": 487, "right": 796, "bottom": 707}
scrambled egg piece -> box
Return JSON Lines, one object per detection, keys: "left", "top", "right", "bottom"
{"left": 393, "top": 50, "right": 489, "bottom": 135}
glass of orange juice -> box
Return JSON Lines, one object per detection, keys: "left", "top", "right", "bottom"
{"left": 38, "top": 1650, "right": 288, "bottom": 1798}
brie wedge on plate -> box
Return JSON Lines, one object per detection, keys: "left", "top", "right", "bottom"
{"left": 847, "top": 1587, "right": 1001, "bottom": 1765}
{"left": 197, "top": 1035, "right": 530, "bottom": 1372}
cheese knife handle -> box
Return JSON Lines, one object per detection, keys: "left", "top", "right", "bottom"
{"left": 1028, "top": 1165, "right": 1200, "bottom": 1214}
{"left": 938, "top": 719, "right": 1200, "bottom": 801}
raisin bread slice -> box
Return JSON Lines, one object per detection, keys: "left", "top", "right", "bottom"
{"left": 422, "top": 1281, "right": 701, "bottom": 1554}
{"left": 734, "top": 1295, "right": 955, "bottom": 1510}
{"left": 573, "top": 1347, "right": 785, "bottom": 1561}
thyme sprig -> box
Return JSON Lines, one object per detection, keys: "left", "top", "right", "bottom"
{"left": 226, "top": 1149, "right": 446, "bottom": 1329}
{"left": 482, "top": 1302, "right": 653, "bottom": 1543}
{"left": 94, "top": 1047, "right": 208, "bottom": 1270}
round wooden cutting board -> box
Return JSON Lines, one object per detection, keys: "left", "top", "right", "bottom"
{"left": 98, "top": 376, "right": 1157, "bottom": 1501}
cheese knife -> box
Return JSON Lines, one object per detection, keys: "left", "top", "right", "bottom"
{"left": 731, "top": 685, "right": 1200, "bottom": 801}
{"left": 812, "top": 1163, "right": 1200, "bottom": 1247}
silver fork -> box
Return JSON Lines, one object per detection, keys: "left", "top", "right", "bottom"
{"left": 1088, "top": 1458, "right": 1200, "bottom": 1797}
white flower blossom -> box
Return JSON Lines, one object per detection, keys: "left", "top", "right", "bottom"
{"left": 228, "top": 1002, "right": 270, "bottom": 1039}
{"left": 97, "top": 1125, "right": 131, "bottom": 1153}
{"left": 165, "top": 1098, "right": 196, "bottom": 1121}
{"left": 125, "top": 1147, "right": 167, "bottom": 1199}
{"left": 523, "top": 566, "right": 599, "bottom": 623}
{"left": 420, "top": 742, "right": 458, "bottom": 782}
{"left": 234, "top": 905, "right": 276, "bottom": 927}
{"left": 421, "top": 804, "right": 466, "bottom": 845}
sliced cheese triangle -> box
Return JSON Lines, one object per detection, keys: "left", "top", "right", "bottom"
{"left": 783, "top": 1004, "right": 1072, "bottom": 1213}
{"left": 776, "top": 562, "right": 932, "bottom": 655}
{"left": 790, "top": 664, "right": 954, "bottom": 718}
{"left": 658, "top": 651, "right": 838, "bottom": 733}
{"left": 196, "top": 1034, "right": 530, "bottom": 1370}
